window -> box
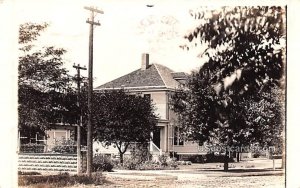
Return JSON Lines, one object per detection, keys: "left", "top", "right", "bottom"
{"left": 174, "top": 127, "right": 184, "bottom": 145}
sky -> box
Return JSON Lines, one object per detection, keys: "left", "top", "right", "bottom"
{"left": 14, "top": 0, "right": 208, "bottom": 87}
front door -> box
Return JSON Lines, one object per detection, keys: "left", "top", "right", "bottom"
{"left": 152, "top": 127, "right": 160, "bottom": 148}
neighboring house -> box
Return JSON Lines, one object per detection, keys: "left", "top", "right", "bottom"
{"left": 94, "top": 53, "right": 206, "bottom": 160}
{"left": 45, "top": 123, "right": 76, "bottom": 151}
{"left": 19, "top": 123, "right": 76, "bottom": 153}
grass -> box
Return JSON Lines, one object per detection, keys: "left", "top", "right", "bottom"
{"left": 18, "top": 172, "right": 107, "bottom": 187}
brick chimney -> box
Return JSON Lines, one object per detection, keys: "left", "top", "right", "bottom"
{"left": 141, "top": 53, "right": 149, "bottom": 70}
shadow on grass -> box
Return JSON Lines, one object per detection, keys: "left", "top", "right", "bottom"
{"left": 203, "top": 168, "right": 283, "bottom": 173}
{"left": 198, "top": 168, "right": 285, "bottom": 177}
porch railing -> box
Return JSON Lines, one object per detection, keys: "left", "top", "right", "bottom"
{"left": 150, "top": 142, "right": 162, "bottom": 155}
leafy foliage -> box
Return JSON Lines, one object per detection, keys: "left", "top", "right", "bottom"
{"left": 120, "top": 158, "right": 178, "bottom": 170}
{"left": 92, "top": 89, "right": 158, "bottom": 163}
{"left": 19, "top": 23, "right": 72, "bottom": 93}
{"left": 183, "top": 6, "right": 285, "bottom": 93}
{"left": 205, "top": 153, "right": 235, "bottom": 163}
{"left": 19, "top": 22, "right": 48, "bottom": 51}
{"left": 18, "top": 23, "right": 78, "bottom": 135}
{"left": 130, "top": 143, "right": 152, "bottom": 164}
{"left": 19, "top": 46, "right": 71, "bottom": 92}
{"left": 242, "top": 84, "right": 284, "bottom": 153}
{"left": 172, "top": 6, "right": 285, "bottom": 171}
{"left": 120, "top": 143, "right": 153, "bottom": 170}
{"left": 51, "top": 138, "right": 77, "bottom": 154}
{"left": 19, "top": 143, "right": 45, "bottom": 153}
{"left": 158, "top": 154, "right": 169, "bottom": 167}
{"left": 92, "top": 154, "right": 114, "bottom": 172}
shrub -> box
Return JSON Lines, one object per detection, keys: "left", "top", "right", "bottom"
{"left": 205, "top": 153, "right": 234, "bottom": 163}
{"left": 187, "top": 155, "right": 207, "bottom": 163}
{"left": 124, "top": 158, "right": 179, "bottom": 170}
{"left": 93, "top": 154, "right": 114, "bottom": 172}
{"left": 116, "top": 153, "right": 179, "bottom": 170}
{"left": 20, "top": 143, "right": 45, "bottom": 153}
{"left": 121, "top": 155, "right": 141, "bottom": 170}
{"left": 51, "top": 138, "right": 76, "bottom": 154}
{"left": 123, "top": 160, "right": 139, "bottom": 170}
{"left": 130, "top": 143, "right": 152, "bottom": 163}
{"left": 158, "top": 154, "right": 168, "bottom": 167}
{"left": 253, "top": 153, "right": 260, "bottom": 158}
{"left": 169, "top": 159, "right": 179, "bottom": 169}
{"left": 110, "top": 157, "right": 122, "bottom": 169}
{"left": 118, "top": 144, "right": 153, "bottom": 170}
{"left": 138, "top": 161, "right": 162, "bottom": 170}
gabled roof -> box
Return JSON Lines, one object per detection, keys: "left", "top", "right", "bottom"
{"left": 95, "top": 64, "right": 181, "bottom": 90}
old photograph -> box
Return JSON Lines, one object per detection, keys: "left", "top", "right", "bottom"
{"left": 0, "top": 0, "right": 291, "bottom": 187}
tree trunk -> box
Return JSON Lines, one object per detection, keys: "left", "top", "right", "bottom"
{"left": 237, "top": 152, "right": 240, "bottom": 162}
{"left": 115, "top": 143, "right": 124, "bottom": 165}
{"left": 116, "top": 142, "right": 129, "bottom": 165}
{"left": 224, "top": 150, "right": 229, "bottom": 172}
{"left": 119, "top": 152, "right": 124, "bottom": 164}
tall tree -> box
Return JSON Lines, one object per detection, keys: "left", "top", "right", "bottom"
{"left": 172, "top": 6, "right": 285, "bottom": 171}
{"left": 243, "top": 83, "right": 284, "bottom": 153}
{"left": 18, "top": 23, "right": 77, "bottom": 138}
{"left": 92, "top": 90, "right": 158, "bottom": 164}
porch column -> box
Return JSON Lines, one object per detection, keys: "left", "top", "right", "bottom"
{"left": 163, "top": 126, "right": 168, "bottom": 153}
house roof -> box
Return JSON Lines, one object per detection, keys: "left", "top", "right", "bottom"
{"left": 171, "top": 72, "right": 188, "bottom": 80}
{"left": 95, "top": 64, "right": 182, "bottom": 90}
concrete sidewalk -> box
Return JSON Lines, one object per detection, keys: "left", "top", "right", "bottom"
{"left": 104, "top": 168, "right": 283, "bottom": 181}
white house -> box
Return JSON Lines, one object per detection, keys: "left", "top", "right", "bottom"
{"left": 93, "top": 53, "right": 206, "bottom": 159}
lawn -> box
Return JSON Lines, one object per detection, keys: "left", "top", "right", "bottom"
{"left": 19, "top": 158, "right": 285, "bottom": 188}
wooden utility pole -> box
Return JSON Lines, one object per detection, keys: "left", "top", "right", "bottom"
{"left": 84, "top": 6, "right": 103, "bottom": 177}
{"left": 73, "top": 63, "right": 86, "bottom": 174}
